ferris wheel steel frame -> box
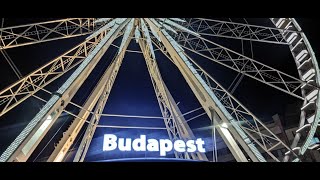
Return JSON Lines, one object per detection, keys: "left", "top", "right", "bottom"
{"left": 0, "top": 18, "right": 318, "bottom": 162}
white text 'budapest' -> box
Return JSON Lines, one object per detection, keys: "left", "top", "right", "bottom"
{"left": 103, "top": 134, "right": 206, "bottom": 156}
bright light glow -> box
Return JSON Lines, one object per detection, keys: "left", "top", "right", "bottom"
{"left": 22, "top": 115, "right": 53, "bottom": 155}
{"left": 221, "top": 122, "right": 228, "bottom": 129}
{"left": 55, "top": 152, "right": 65, "bottom": 162}
{"left": 103, "top": 134, "right": 205, "bottom": 156}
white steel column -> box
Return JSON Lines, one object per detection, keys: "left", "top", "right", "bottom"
{"left": 139, "top": 36, "right": 208, "bottom": 161}
{"left": 73, "top": 19, "right": 134, "bottom": 162}
{"left": 146, "top": 18, "right": 258, "bottom": 162}
{"left": 47, "top": 51, "right": 124, "bottom": 162}
{"left": 0, "top": 19, "right": 129, "bottom": 162}
{"left": 0, "top": 32, "right": 123, "bottom": 117}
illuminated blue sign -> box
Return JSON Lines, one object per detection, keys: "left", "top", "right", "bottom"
{"left": 103, "top": 134, "right": 206, "bottom": 156}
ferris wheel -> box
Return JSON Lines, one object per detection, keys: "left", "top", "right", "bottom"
{"left": 0, "top": 18, "right": 319, "bottom": 162}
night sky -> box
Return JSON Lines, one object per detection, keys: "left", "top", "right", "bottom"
{"left": 0, "top": 18, "right": 319, "bottom": 162}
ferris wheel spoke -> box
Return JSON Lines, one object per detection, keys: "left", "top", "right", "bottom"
{"left": 151, "top": 30, "right": 292, "bottom": 161}
{"left": 0, "top": 29, "right": 123, "bottom": 118}
{"left": 0, "top": 18, "right": 99, "bottom": 49}
{"left": 180, "top": 53, "right": 299, "bottom": 161}
{"left": 154, "top": 38, "right": 298, "bottom": 161}
{"left": 179, "top": 18, "right": 301, "bottom": 45}
{"left": 0, "top": 20, "right": 129, "bottom": 162}
{"left": 172, "top": 32, "right": 306, "bottom": 100}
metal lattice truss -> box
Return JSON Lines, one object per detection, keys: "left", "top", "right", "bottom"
{"left": 0, "top": 19, "right": 128, "bottom": 162}
{"left": 0, "top": 29, "right": 123, "bottom": 117}
{"left": 48, "top": 45, "right": 128, "bottom": 162}
{"left": 140, "top": 37, "right": 183, "bottom": 159}
{"left": 0, "top": 18, "right": 319, "bottom": 162}
{"left": 73, "top": 19, "right": 135, "bottom": 162}
{"left": 0, "top": 18, "right": 98, "bottom": 49}
{"left": 150, "top": 27, "right": 297, "bottom": 162}
{"left": 180, "top": 18, "right": 300, "bottom": 45}
{"left": 138, "top": 26, "right": 207, "bottom": 160}
{"left": 172, "top": 30, "right": 306, "bottom": 100}
{"left": 184, "top": 53, "right": 297, "bottom": 161}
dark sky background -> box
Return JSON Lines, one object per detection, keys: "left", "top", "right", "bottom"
{"left": 0, "top": 18, "right": 319, "bottom": 162}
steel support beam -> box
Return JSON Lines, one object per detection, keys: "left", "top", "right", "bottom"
{"left": 73, "top": 19, "right": 134, "bottom": 162}
{"left": 145, "top": 19, "right": 253, "bottom": 162}
{"left": 0, "top": 19, "right": 129, "bottom": 162}
{"left": 139, "top": 34, "right": 207, "bottom": 160}
{"left": 150, "top": 22, "right": 301, "bottom": 161}
{"left": 46, "top": 52, "right": 124, "bottom": 162}
{"left": 173, "top": 32, "right": 306, "bottom": 100}
{"left": 0, "top": 30, "right": 122, "bottom": 118}
{"left": 155, "top": 36, "right": 300, "bottom": 162}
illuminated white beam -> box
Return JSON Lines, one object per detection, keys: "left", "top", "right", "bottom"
{"left": 162, "top": 23, "right": 178, "bottom": 34}
{"left": 157, "top": 18, "right": 199, "bottom": 37}
{"left": 95, "top": 18, "right": 113, "bottom": 23}
{"left": 118, "top": 18, "right": 134, "bottom": 54}
{"left": 146, "top": 18, "right": 183, "bottom": 51}
{"left": 141, "top": 19, "right": 155, "bottom": 59}
{"left": 134, "top": 26, "right": 141, "bottom": 43}
{"left": 0, "top": 19, "right": 128, "bottom": 162}
{"left": 87, "top": 18, "right": 127, "bottom": 40}
{"left": 169, "top": 18, "right": 186, "bottom": 23}
{"left": 149, "top": 18, "right": 178, "bottom": 35}
{"left": 148, "top": 23, "right": 161, "bottom": 42}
